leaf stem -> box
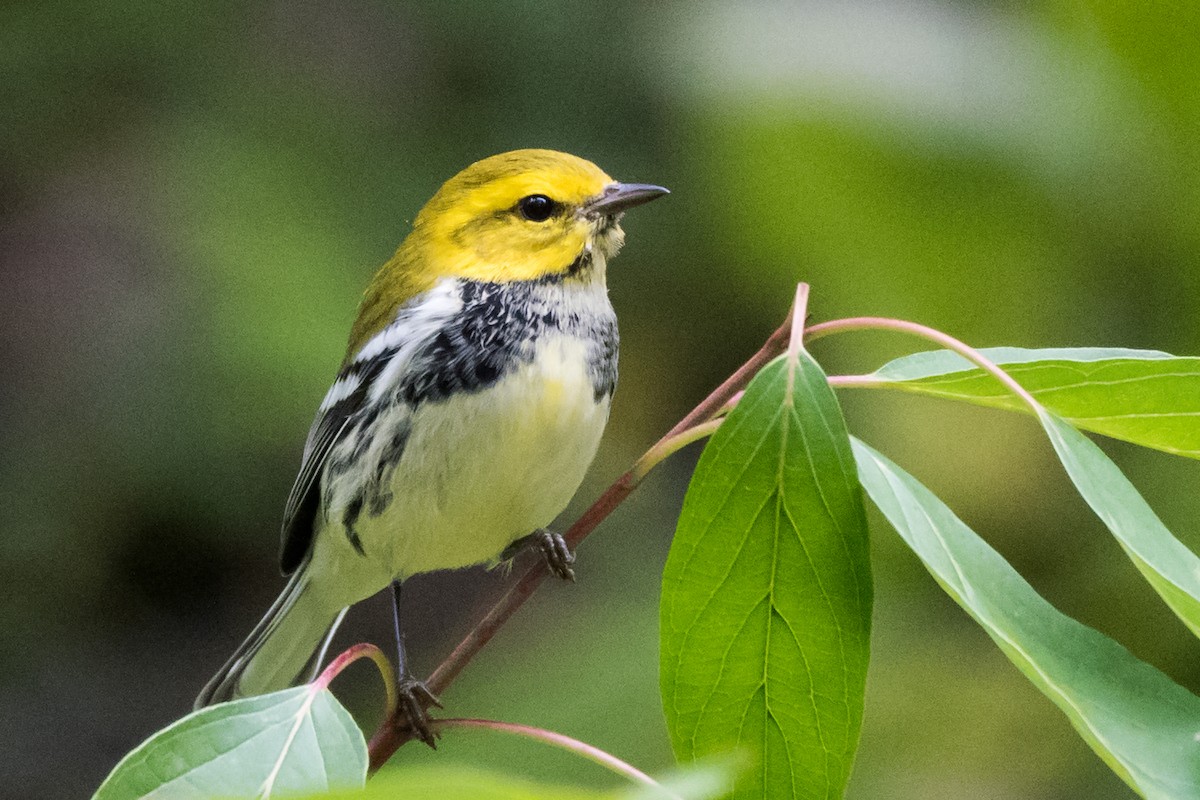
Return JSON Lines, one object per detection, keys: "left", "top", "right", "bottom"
{"left": 806, "top": 317, "right": 1040, "bottom": 411}
{"left": 826, "top": 375, "right": 887, "bottom": 389}
{"left": 314, "top": 643, "right": 397, "bottom": 720}
{"left": 366, "top": 290, "right": 802, "bottom": 771}
{"left": 789, "top": 282, "right": 810, "bottom": 359}
{"left": 434, "top": 718, "right": 676, "bottom": 795}
{"left": 631, "top": 417, "right": 725, "bottom": 483}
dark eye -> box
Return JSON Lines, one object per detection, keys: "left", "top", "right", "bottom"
{"left": 517, "top": 194, "right": 556, "bottom": 222}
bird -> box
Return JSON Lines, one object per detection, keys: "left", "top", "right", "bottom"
{"left": 195, "top": 149, "right": 668, "bottom": 743}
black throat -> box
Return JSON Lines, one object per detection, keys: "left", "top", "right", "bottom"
{"left": 393, "top": 277, "right": 618, "bottom": 406}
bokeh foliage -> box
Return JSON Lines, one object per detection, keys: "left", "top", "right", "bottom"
{"left": 2, "top": 2, "right": 1198, "bottom": 798}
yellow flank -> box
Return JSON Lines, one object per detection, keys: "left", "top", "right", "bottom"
{"left": 345, "top": 149, "right": 615, "bottom": 360}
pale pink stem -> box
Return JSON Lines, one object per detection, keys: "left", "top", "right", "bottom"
{"left": 631, "top": 416, "right": 726, "bottom": 483}
{"left": 314, "top": 643, "right": 397, "bottom": 718}
{"left": 805, "top": 317, "right": 1040, "bottom": 411}
{"left": 826, "top": 375, "right": 887, "bottom": 389}
{"left": 435, "top": 718, "right": 675, "bottom": 795}
{"left": 789, "top": 283, "right": 811, "bottom": 356}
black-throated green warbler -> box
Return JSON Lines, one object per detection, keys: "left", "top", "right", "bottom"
{"left": 196, "top": 149, "right": 667, "bottom": 742}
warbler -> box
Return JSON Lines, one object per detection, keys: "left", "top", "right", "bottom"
{"left": 195, "top": 149, "right": 667, "bottom": 741}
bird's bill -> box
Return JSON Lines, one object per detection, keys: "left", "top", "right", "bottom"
{"left": 584, "top": 182, "right": 670, "bottom": 216}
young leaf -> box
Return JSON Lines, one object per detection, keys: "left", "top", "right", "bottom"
{"left": 660, "top": 350, "right": 872, "bottom": 799}
{"left": 854, "top": 439, "right": 1200, "bottom": 800}
{"left": 866, "top": 347, "right": 1200, "bottom": 458}
{"left": 93, "top": 686, "right": 367, "bottom": 799}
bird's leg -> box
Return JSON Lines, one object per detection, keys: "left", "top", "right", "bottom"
{"left": 390, "top": 580, "right": 441, "bottom": 748}
{"left": 501, "top": 528, "right": 576, "bottom": 581}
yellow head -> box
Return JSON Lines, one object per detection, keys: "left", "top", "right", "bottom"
{"left": 347, "top": 149, "right": 667, "bottom": 359}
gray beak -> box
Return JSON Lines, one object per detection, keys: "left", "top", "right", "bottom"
{"left": 584, "top": 182, "right": 670, "bottom": 216}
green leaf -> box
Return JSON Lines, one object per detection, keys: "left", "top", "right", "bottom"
{"left": 854, "top": 438, "right": 1200, "bottom": 800}
{"left": 867, "top": 347, "right": 1200, "bottom": 458}
{"left": 93, "top": 687, "right": 367, "bottom": 799}
{"left": 297, "top": 760, "right": 737, "bottom": 800}
{"left": 660, "top": 350, "right": 872, "bottom": 799}
{"left": 302, "top": 765, "right": 603, "bottom": 800}
{"left": 618, "top": 759, "right": 740, "bottom": 800}
{"left": 867, "top": 345, "right": 1200, "bottom": 639}
{"left": 1036, "top": 410, "right": 1200, "bottom": 638}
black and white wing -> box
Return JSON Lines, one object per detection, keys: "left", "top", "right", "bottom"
{"left": 277, "top": 279, "right": 464, "bottom": 575}
{"left": 278, "top": 360, "right": 380, "bottom": 574}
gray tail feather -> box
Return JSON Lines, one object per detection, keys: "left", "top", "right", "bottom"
{"left": 195, "top": 569, "right": 347, "bottom": 709}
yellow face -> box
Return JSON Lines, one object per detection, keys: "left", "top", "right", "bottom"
{"left": 346, "top": 149, "right": 665, "bottom": 360}
{"left": 411, "top": 149, "right": 619, "bottom": 282}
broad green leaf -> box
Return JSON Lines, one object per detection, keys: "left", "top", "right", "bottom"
{"left": 301, "top": 760, "right": 736, "bottom": 799}
{"left": 1036, "top": 409, "right": 1200, "bottom": 638}
{"left": 867, "top": 347, "right": 1200, "bottom": 458}
{"left": 93, "top": 687, "right": 367, "bottom": 799}
{"left": 854, "top": 439, "right": 1200, "bottom": 800}
{"left": 661, "top": 350, "right": 872, "bottom": 799}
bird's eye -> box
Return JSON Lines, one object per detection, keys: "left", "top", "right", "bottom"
{"left": 517, "top": 194, "right": 556, "bottom": 222}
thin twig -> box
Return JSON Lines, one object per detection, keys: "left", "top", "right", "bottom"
{"left": 826, "top": 375, "right": 886, "bottom": 389}
{"left": 366, "top": 292, "right": 801, "bottom": 771}
{"left": 434, "top": 718, "right": 673, "bottom": 794}
{"left": 806, "top": 316, "right": 1040, "bottom": 409}
{"left": 630, "top": 417, "right": 725, "bottom": 484}
{"left": 315, "top": 643, "right": 397, "bottom": 720}
{"left": 789, "top": 283, "right": 810, "bottom": 357}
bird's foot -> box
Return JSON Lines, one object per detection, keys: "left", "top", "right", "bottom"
{"left": 395, "top": 676, "right": 442, "bottom": 749}
{"left": 536, "top": 529, "right": 576, "bottom": 581}
{"left": 502, "top": 528, "right": 576, "bottom": 581}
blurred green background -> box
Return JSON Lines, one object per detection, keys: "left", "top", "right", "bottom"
{"left": 3, "top": 2, "right": 1198, "bottom": 797}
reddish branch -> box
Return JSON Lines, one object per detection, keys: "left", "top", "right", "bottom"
{"left": 366, "top": 312, "right": 795, "bottom": 772}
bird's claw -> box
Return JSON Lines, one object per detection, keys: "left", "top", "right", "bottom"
{"left": 395, "top": 676, "right": 442, "bottom": 749}
{"left": 501, "top": 528, "right": 576, "bottom": 581}
{"left": 537, "top": 529, "right": 575, "bottom": 581}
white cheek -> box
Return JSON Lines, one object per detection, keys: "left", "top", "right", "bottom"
{"left": 594, "top": 224, "right": 625, "bottom": 260}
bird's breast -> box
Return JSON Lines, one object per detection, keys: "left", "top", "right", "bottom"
{"left": 378, "top": 330, "right": 613, "bottom": 576}
{"left": 320, "top": 277, "right": 620, "bottom": 583}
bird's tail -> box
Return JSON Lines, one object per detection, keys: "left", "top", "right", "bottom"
{"left": 195, "top": 568, "right": 347, "bottom": 709}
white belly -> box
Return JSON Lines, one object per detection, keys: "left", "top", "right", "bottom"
{"left": 319, "top": 334, "right": 610, "bottom": 588}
